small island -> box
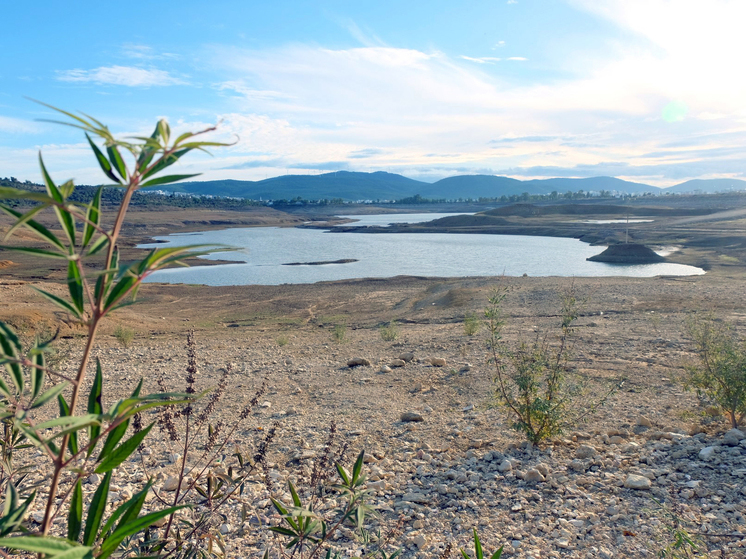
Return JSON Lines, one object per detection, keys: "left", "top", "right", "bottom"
{"left": 283, "top": 258, "right": 358, "bottom": 266}
{"left": 587, "top": 243, "right": 666, "bottom": 264}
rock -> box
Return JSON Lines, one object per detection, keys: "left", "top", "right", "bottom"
{"left": 536, "top": 463, "right": 551, "bottom": 476}
{"left": 498, "top": 459, "right": 513, "bottom": 473}
{"left": 162, "top": 476, "right": 180, "bottom": 492}
{"left": 220, "top": 523, "right": 231, "bottom": 535}
{"left": 348, "top": 357, "right": 371, "bottom": 367}
{"left": 402, "top": 492, "right": 431, "bottom": 504}
{"left": 399, "top": 352, "right": 415, "bottom": 362}
{"left": 724, "top": 429, "right": 746, "bottom": 446}
{"left": 460, "top": 363, "right": 472, "bottom": 372}
{"left": 637, "top": 415, "right": 653, "bottom": 428}
{"left": 524, "top": 468, "right": 545, "bottom": 483}
{"left": 624, "top": 474, "right": 652, "bottom": 489}
{"left": 389, "top": 359, "right": 406, "bottom": 368}
{"left": 379, "top": 365, "right": 392, "bottom": 373}
{"left": 368, "top": 480, "right": 387, "bottom": 492}
{"left": 400, "top": 412, "right": 424, "bottom": 422}
{"left": 410, "top": 534, "right": 428, "bottom": 549}
{"left": 428, "top": 357, "right": 446, "bottom": 367}
{"left": 575, "top": 444, "right": 597, "bottom": 459}
{"left": 699, "top": 446, "right": 716, "bottom": 460}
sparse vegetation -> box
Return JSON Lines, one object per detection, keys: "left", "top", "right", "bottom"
{"left": 684, "top": 313, "right": 746, "bottom": 428}
{"left": 463, "top": 313, "right": 480, "bottom": 336}
{"left": 113, "top": 324, "right": 135, "bottom": 349}
{"left": 379, "top": 321, "right": 399, "bottom": 341}
{"left": 276, "top": 334, "right": 290, "bottom": 346}
{"left": 332, "top": 323, "right": 347, "bottom": 343}
{"left": 487, "top": 285, "right": 619, "bottom": 444}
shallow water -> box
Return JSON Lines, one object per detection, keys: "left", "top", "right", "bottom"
{"left": 138, "top": 214, "right": 704, "bottom": 286}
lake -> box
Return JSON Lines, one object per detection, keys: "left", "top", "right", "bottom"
{"left": 138, "top": 213, "right": 704, "bottom": 286}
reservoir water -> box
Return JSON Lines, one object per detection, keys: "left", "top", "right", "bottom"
{"left": 138, "top": 213, "right": 704, "bottom": 286}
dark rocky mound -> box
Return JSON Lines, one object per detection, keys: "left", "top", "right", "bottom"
{"left": 587, "top": 243, "right": 665, "bottom": 263}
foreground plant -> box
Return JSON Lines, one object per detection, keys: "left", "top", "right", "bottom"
{"left": 684, "top": 313, "right": 746, "bottom": 429}
{"left": 0, "top": 103, "right": 229, "bottom": 557}
{"left": 487, "top": 285, "right": 619, "bottom": 444}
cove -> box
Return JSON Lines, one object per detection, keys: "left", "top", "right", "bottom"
{"left": 138, "top": 214, "right": 704, "bottom": 286}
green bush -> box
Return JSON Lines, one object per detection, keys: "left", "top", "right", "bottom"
{"left": 379, "top": 321, "right": 399, "bottom": 341}
{"left": 684, "top": 313, "right": 746, "bottom": 429}
{"left": 332, "top": 323, "right": 347, "bottom": 343}
{"left": 487, "top": 285, "right": 618, "bottom": 444}
{"left": 113, "top": 324, "right": 134, "bottom": 349}
{"left": 463, "top": 313, "right": 480, "bottom": 336}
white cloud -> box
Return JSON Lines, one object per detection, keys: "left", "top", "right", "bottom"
{"left": 460, "top": 56, "right": 502, "bottom": 64}
{"left": 506, "top": 57, "right": 527, "bottom": 61}
{"left": 0, "top": 116, "right": 40, "bottom": 134}
{"left": 121, "top": 44, "right": 179, "bottom": 60}
{"left": 56, "top": 65, "right": 187, "bottom": 87}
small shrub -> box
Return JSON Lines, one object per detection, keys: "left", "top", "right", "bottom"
{"left": 113, "top": 324, "right": 134, "bottom": 348}
{"left": 463, "top": 313, "right": 480, "bottom": 336}
{"left": 276, "top": 334, "right": 289, "bottom": 347}
{"left": 487, "top": 285, "right": 619, "bottom": 444}
{"left": 332, "top": 323, "right": 347, "bottom": 343}
{"left": 379, "top": 321, "right": 399, "bottom": 341}
{"left": 684, "top": 313, "right": 746, "bottom": 429}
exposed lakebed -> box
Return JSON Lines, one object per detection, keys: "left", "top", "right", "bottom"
{"left": 138, "top": 213, "right": 704, "bottom": 286}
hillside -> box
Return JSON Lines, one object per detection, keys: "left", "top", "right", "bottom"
{"left": 173, "top": 172, "right": 746, "bottom": 201}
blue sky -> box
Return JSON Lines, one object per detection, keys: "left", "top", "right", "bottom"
{"left": 1, "top": 0, "right": 745, "bottom": 187}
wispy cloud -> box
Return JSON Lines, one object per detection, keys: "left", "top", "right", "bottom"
{"left": 0, "top": 116, "right": 40, "bottom": 134}
{"left": 506, "top": 57, "right": 527, "bottom": 61}
{"left": 56, "top": 65, "right": 187, "bottom": 87}
{"left": 121, "top": 44, "right": 179, "bottom": 60}
{"left": 460, "top": 55, "right": 502, "bottom": 64}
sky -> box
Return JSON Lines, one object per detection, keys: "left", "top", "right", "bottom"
{"left": 1, "top": 0, "right": 745, "bottom": 187}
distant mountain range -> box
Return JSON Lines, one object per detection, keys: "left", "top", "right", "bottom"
{"left": 170, "top": 171, "right": 746, "bottom": 201}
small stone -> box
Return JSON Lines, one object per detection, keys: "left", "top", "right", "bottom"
{"left": 402, "top": 492, "right": 431, "bottom": 504}
{"left": 428, "top": 357, "right": 446, "bottom": 367}
{"left": 162, "top": 476, "right": 180, "bottom": 492}
{"left": 637, "top": 415, "right": 653, "bottom": 428}
{"left": 699, "top": 446, "right": 716, "bottom": 460}
{"left": 220, "top": 523, "right": 231, "bottom": 535}
{"left": 399, "top": 352, "right": 415, "bottom": 362}
{"left": 390, "top": 359, "right": 406, "bottom": 368}
{"left": 498, "top": 459, "right": 513, "bottom": 473}
{"left": 575, "top": 444, "right": 597, "bottom": 459}
{"left": 380, "top": 365, "right": 392, "bottom": 373}
{"left": 460, "top": 363, "right": 472, "bottom": 372}
{"left": 347, "top": 357, "right": 371, "bottom": 367}
{"left": 260, "top": 401, "right": 271, "bottom": 408}
{"left": 624, "top": 474, "right": 652, "bottom": 490}
{"left": 410, "top": 534, "right": 428, "bottom": 549}
{"left": 524, "top": 468, "right": 545, "bottom": 483}
{"left": 401, "top": 412, "right": 424, "bottom": 422}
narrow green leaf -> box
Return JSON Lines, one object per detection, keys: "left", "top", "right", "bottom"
{"left": 30, "top": 344, "right": 45, "bottom": 402}
{"left": 95, "top": 423, "right": 153, "bottom": 474}
{"left": 99, "top": 480, "right": 151, "bottom": 539}
{"left": 0, "top": 323, "right": 21, "bottom": 353}
{"left": 87, "top": 360, "right": 103, "bottom": 456}
{"left": 0, "top": 328, "right": 23, "bottom": 394}
{"left": 98, "top": 418, "right": 129, "bottom": 462}
{"left": 31, "top": 382, "right": 68, "bottom": 410}
{"left": 97, "top": 506, "right": 186, "bottom": 559}
{"left": 103, "top": 274, "right": 137, "bottom": 313}
{"left": 289, "top": 481, "right": 301, "bottom": 508}
{"left": 34, "top": 413, "right": 100, "bottom": 432}
{"left": 3, "top": 484, "right": 18, "bottom": 516}
{"left": 68, "top": 479, "right": 83, "bottom": 542}
{"left": 335, "top": 463, "right": 350, "bottom": 485}
{"left": 82, "top": 187, "right": 102, "bottom": 248}
{"left": 0, "top": 187, "right": 54, "bottom": 203}
{"left": 31, "top": 287, "right": 83, "bottom": 319}
{"left": 141, "top": 148, "right": 190, "bottom": 180}
{"left": 67, "top": 261, "right": 85, "bottom": 314}
{"left": 0, "top": 246, "right": 69, "bottom": 260}
{"left": 474, "top": 529, "right": 483, "bottom": 559}
{"left": 56, "top": 393, "right": 78, "bottom": 455}
{"left": 351, "top": 450, "right": 364, "bottom": 484}
{"left": 3, "top": 204, "right": 46, "bottom": 241}
{"left": 83, "top": 471, "right": 112, "bottom": 546}
{"left": 0, "top": 205, "right": 65, "bottom": 250}
{"left": 85, "top": 134, "right": 120, "bottom": 184}
{"left": 86, "top": 234, "right": 109, "bottom": 257}
{"left": 139, "top": 174, "right": 200, "bottom": 188}
{"left": 0, "top": 490, "right": 35, "bottom": 537}
{"left": 271, "top": 498, "right": 289, "bottom": 516}
{"left": 0, "top": 535, "right": 76, "bottom": 554}
{"left": 106, "top": 145, "right": 127, "bottom": 180}
{"left": 39, "top": 154, "right": 76, "bottom": 245}
{"left": 50, "top": 547, "right": 94, "bottom": 559}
